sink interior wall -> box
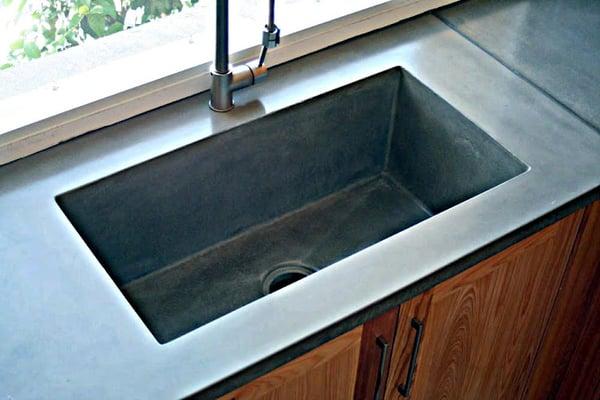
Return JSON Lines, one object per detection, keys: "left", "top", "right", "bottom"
{"left": 387, "top": 75, "right": 525, "bottom": 213}
{"left": 57, "top": 68, "right": 526, "bottom": 343}
{"left": 58, "top": 71, "right": 399, "bottom": 286}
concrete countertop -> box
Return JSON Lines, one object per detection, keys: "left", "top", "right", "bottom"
{"left": 436, "top": 0, "right": 600, "bottom": 131}
{"left": 1, "top": 7, "right": 599, "bottom": 400}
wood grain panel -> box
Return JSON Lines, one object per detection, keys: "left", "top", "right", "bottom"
{"left": 526, "top": 201, "right": 600, "bottom": 399}
{"left": 384, "top": 211, "right": 584, "bottom": 400}
{"left": 354, "top": 307, "right": 400, "bottom": 399}
{"left": 556, "top": 268, "right": 600, "bottom": 400}
{"left": 219, "top": 326, "right": 363, "bottom": 400}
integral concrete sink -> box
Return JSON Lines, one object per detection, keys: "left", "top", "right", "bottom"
{"left": 57, "top": 68, "right": 526, "bottom": 343}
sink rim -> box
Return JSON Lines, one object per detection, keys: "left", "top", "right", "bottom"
{"left": 54, "top": 67, "right": 528, "bottom": 344}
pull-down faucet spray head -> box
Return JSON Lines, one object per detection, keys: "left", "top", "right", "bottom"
{"left": 259, "top": 0, "right": 280, "bottom": 67}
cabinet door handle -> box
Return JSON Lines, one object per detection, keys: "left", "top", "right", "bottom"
{"left": 374, "top": 335, "right": 391, "bottom": 400}
{"left": 398, "top": 318, "right": 424, "bottom": 397}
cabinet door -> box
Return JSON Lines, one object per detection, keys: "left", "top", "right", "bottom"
{"left": 219, "top": 326, "right": 363, "bottom": 400}
{"left": 354, "top": 308, "right": 400, "bottom": 400}
{"left": 526, "top": 201, "right": 600, "bottom": 399}
{"left": 384, "top": 211, "right": 583, "bottom": 400}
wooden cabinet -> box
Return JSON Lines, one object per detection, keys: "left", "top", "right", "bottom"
{"left": 219, "top": 202, "right": 599, "bottom": 400}
{"left": 384, "top": 210, "right": 583, "bottom": 400}
{"left": 525, "top": 201, "right": 600, "bottom": 400}
{"left": 219, "top": 326, "right": 363, "bottom": 400}
{"left": 354, "top": 308, "right": 400, "bottom": 400}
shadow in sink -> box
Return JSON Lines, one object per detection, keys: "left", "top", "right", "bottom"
{"left": 57, "top": 67, "right": 526, "bottom": 343}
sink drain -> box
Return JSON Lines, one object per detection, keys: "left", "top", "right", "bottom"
{"left": 262, "top": 262, "right": 317, "bottom": 295}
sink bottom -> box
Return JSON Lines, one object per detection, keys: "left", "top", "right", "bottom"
{"left": 123, "top": 174, "right": 431, "bottom": 343}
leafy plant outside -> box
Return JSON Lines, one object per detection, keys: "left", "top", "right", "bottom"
{"left": 0, "top": 0, "right": 201, "bottom": 70}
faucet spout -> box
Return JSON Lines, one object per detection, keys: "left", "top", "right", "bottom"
{"left": 209, "top": 0, "right": 280, "bottom": 112}
{"left": 214, "top": 0, "right": 229, "bottom": 74}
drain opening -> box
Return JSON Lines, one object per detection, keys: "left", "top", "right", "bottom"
{"left": 262, "top": 262, "right": 317, "bottom": 295}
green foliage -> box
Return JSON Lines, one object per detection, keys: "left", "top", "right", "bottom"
{"left": 1, "top": 0, "right": 201, "bottom": 68}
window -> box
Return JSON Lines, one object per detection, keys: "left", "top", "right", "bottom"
{"left": 1, "top": 0, "right": 202, "bottom": 70}
{"left": 0, "top": 0, "right": 458, "bottom": 165}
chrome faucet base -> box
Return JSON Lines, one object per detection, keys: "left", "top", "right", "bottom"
{"left": 209, "top": 68, "right": 234, "bottom": 112}
{"left": 209, "top": 62, "right": 269, "bottom": 112}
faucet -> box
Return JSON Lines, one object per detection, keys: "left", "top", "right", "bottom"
{"left": 209, "top": 0, "right": 280, "bottom": 112}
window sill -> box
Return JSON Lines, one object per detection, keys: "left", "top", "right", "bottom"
{"left": 0, "top": 0, "right": 458, "bottom": 166}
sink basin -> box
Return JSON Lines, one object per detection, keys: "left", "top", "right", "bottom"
{"left": 57, "top": 68, "right": 526, "bottom": 343}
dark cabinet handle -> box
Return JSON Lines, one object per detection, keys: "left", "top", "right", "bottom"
{"left": 374, "top": 335, "right": 391, "bottom": 400}
{"left": 398, "top": 318, "right": 424, "bottom": 397}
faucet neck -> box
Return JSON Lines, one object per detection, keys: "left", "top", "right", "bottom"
{"left": 215, "top": 0, "right": 229, "bottom": 74}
